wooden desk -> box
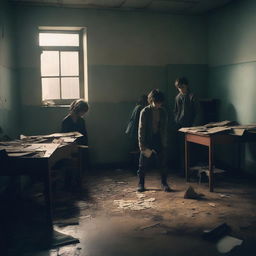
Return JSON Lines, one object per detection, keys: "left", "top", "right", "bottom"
{"left": 0, "top": 134, "right": 82, "bottom": 229}
{"left": 184, "top": 132, "right": 256, "bottom": 192}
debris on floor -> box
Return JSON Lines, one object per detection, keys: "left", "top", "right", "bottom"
{"left": 51, "top": 230, "right": 80, "bottom": 248}
{"left": 191, "top": 165, "right": 226, "bottom": 175}
{"left": 136, "top": 192, "right": 146, "bottom": 199}
{"left": 79, "top": 215, "right": 92, "bottom": 220}
{"left": 208, "top": 203, "right": 216, "bottom": 207}
{"left": 202, "top": 223, "right": 231, "bottom": 241}
{"left": 54, "top": 217, "right": 79, "bottom": 227}
{"left": 191, "top": 165, "right": 226, "bottom": 183}
{"left": 123, "top": 188, "right": 135, "bottom": 193}
{"left": 49, "top": 245, "right": 82, "bottom": 256}
{"left": 114, "top": 197, "right": 156, "bottom": 211}
{"left": 6, "top": 169, "right": 256, "bottom": 256}
{"left": 219, "top": 194, "right": 231, "bottom": 198}
{"left": 184, "top": 186, "right": 204, "bottom": 199}
{"left": 217, "top": 235, "right": 243, "bottom": 253}
{"left": 139, "top": 222, "right": 160, "bottom": 230}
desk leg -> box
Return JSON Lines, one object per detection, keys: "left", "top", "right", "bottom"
{"left": 209, "top": 142, "right": 214, "bottom": 192}
{"left": 44, "top": 166, "right": 53, "bottom": 229}
{"left": 185, "top": 137, "right": 190, "bottom": 182}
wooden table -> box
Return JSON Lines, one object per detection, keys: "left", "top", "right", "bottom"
{"left": 184, "top": 131, "right": 256, "bottom": 192}
{"left": 0, "top": 135, "right": 82, "bottom": 229}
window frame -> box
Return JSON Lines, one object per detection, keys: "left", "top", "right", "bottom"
{"left": 39, "top": 29, "right": 85, "bottom": 106}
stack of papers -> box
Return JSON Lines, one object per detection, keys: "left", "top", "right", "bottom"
{"left": 179, "top": 121, "right": 256, "bottom": 136}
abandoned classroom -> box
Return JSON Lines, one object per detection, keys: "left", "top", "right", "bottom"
{"left": 1, "top": 0, "right": 256, "bottom": 255}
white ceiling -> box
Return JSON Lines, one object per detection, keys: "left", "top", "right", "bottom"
{"left": 10, "top": 0, "right": 234, "bottom": 14}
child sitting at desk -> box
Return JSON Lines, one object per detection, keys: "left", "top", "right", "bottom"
{"left": 62, "top": 99, "right": 89, "bottom": 145}
{"left": 61, "top": 99, "right": 89, "bottom": 188}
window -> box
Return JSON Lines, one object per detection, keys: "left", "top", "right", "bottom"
{"left": 39, "top": 29, "right": 87, "bottom": 105}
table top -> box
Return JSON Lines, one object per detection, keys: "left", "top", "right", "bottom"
{"left": 179, "top": 124, "right": 256, "bottom": 137}
{"left": 0, "top": 132, "right": 83, "bottom": 159}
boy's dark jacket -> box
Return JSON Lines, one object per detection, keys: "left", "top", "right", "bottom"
{"left": 138, "top": 105, "right": 168, "bottom": 151}
{"left": 174, "top": 92, "right": 200, "bottom": 127}
{"left": 125, "top": 104, "right": 143, "bottom": 142}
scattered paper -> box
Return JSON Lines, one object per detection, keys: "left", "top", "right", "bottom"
{"left": 136, "top": 193, "right": 146, "bottom": 199}
{"left": 220, "top": 194, "right": 231, "bottom": 198}
{"left": 114, "top": 197, "right": 156, "bottom": 211}
{"left": 179, "top": 126, "right": 231, "bottom": 135}
{"left": 217, "top": 235, "right": 243, "bottom": 253}
{"left": 140, "top": 223, "right": 160, "bottom": 230}
{"left": 8, "top": 152, "right": 37, "bottom": 157}
{"left": 204, "top": 120, "right": 235, "bottom": 128}
{"left": 231, "top": 129, "right": 245, "bottom": 136}
{"left": 79, "top": 215, "right": 92, "bottom": 220}
{"left": 179, "top": 121, "right": 256, "bottom": 136}
{"left": 142, "top": 148, "right": 154, "bottom": 158}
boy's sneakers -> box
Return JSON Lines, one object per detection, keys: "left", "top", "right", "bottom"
{"left": 162, "top": 183, "right": 173, "bottom": 192}
{"left": 137, "top": 183, "right": 145, "bottom": 192}
{"left": 137, "top": 173, "right": 145, "bottom": 192}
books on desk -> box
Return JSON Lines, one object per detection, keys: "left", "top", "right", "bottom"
{"left": 229, "top": 124, "right": 256, "bottom": 136}
{"left": 20, "top": 132, "right": 83, "bottom": 140}
{"left": 179, "top": 126, "right": 231, "bottom": 135}
{"left": 179, "top": 122, "right": 256, "bottom": 136}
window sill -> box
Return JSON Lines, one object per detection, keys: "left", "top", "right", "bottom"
{"left": 41, "top": 105, "right": 70, "bottom": 108}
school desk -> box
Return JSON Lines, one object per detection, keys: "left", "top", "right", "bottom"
{"left": 0, "top": 133, "right": 83, "bottom": 229}
{"left": 183, "top": 131, "right": 256, "bottom": 192}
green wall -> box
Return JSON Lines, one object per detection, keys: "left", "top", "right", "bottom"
{"left": 208, "top": 62, "right": 256, "bottom": 172}
{"left": 3, "top": 0, "right": 256, "bottom": 171}
{"left": 14, "top": 5, "right": 207, "bottom": 165}
{"left": 0, "top": 0, "right": 19, "bottom": 139}
{"left": 208, "top": 0, "right": 256, "bottom": 173}
{"left": 0, "top": 0, "right": 19, "bottom": 193}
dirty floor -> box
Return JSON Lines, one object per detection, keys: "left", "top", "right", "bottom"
{"left": 5, "top": 169, "right": 256, "bottom": 256}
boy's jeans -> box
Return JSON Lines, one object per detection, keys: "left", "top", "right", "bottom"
{"left": 137, "top": 133, "right": 168, "bottom": 177}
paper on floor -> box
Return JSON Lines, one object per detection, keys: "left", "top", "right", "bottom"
{"left": 217, "top": 235, "right": 243, "bottom": 253}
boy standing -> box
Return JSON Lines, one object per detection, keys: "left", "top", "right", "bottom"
{"left": 173, "top": 77, "right": 200, "bottom": 174}
{"left": 137, "top": 89, "right": 171, "bottom": 192}
{"left": 174, "top": 77, "right": 200, "bottom": 128}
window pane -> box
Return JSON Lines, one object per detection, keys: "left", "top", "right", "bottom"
{"left": 42, "top": 78, "right": 60, "bottom": 100}
{"left": 41, "top": 51, "right": 59, "bottom": 76}
{"left": 61, "top": 51, "right": 79, "bottom": 76}
{"left": 39, "top": 33, "right": 79, "bottom": 46}
{"left": 61, "top": 77, "right": 80, "bottom": 99}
